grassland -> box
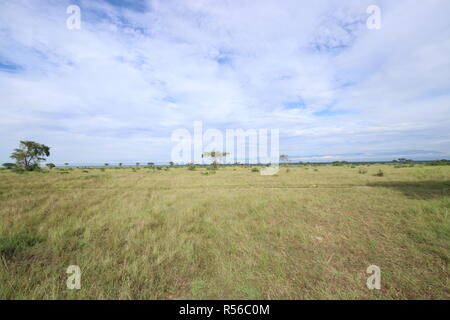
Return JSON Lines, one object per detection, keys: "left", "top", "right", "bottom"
{"left": 0, "top": 163, "right": 449, "bottom": 299}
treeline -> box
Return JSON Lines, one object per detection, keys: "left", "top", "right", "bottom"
{"left": 2, "top": 141, "right": 450, "bottom": 172}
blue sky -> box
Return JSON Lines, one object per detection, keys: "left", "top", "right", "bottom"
{"left": 1, "top": 0, "right": 450, "bottom": 164}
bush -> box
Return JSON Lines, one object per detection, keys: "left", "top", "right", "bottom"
{"left": 13, "top": 167, "right": 27, "bottom": 174}
{"left": 425, "top": 160, "right": 450, "bottom": 166}
{"left": 358, "top": 168, "right": 368, "bottom": 174}
{"left": 251, "top": 168, "right": 259, "bottom": 172}
{"left": 188, "top": 164, "right": 196, "bottom": 171}
{"left": 201, "top": 170, "right": 216, "bottom": 175}
{"left": 374, "top": 169, "right": 384, "bottom": 177}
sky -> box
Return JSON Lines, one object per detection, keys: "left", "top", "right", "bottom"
{"left": 1, "top": 0, "right": 450, "bottom": 164}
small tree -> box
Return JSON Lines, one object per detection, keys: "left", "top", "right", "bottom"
{"left": 202, "top": 151, "right": 229, "bottom": 169}
{"left": 169, "top": 161, "right": 174, "bottom": 166}
{"left": 2, "top": 163, "right": 17, "bottom": 169}
{"left": 104, "top": 163, "right": 109, "bottom": 167}
{"left": 147, "top": 162, "right": 154, "bottom": 167}
{"left": 64, "top": 163, "right": 69, "bottom": 167}
{"left": 136, "top": 162, "right": 140, "bottom": 167}
{"left": 118, "top": 163, "right": 123, "bottom": 167}
{"left": 280, "top": 154, "right": 289, "bottom": 163}
{"left": 46, "top": 163, "right": 55, "bottom": 169}
{"left": 10, "top": 141, "right": 50, "bottom": 171}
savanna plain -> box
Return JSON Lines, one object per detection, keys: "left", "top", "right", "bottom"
{"left": 0, "top": 163, "right": 449, "bottom": 299}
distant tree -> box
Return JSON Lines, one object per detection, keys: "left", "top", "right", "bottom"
{"left": 147, "top": 162, "right": 154, "bottom": 166}
{"left": 46, "top": 163, "right": 55, "bottom": 169}
{"left": 136, "top": 162, "right": 140, "bottom": 166}
{"left": 104, "top": 163, "right": 109, "bottom": 166}
{"left": 280, "top": 154, "right": 289, "bottom": 164}
{"left": 64, "top": 163, "right": 69, "bottom": 167}
{"left": 10, "top": 141, "right": 50, "bottom": 171}
{"left": 169, "top": 161, "right": 174, "bottom": 166}
{"left": 118, "top": 163, "right": 123, "bottom": 167}
{"left": 202, "top": 151, "right": 229, "bottom": 168}
{"left": 2, "top": 163, "right": 17, "bottom": 169}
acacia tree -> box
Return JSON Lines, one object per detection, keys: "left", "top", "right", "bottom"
{"left": 202, "top": 151, "right": 229, "bottom": 169}
{"left": 2, "top": 163, "right": 16, "bottom": 169}
{"left": 46, "top": 163, "right": 55, "bottom": 169}
{"left": 10, "top": 141, "right": 50, "bottom": 171}
{"left": 280, "top": 154, "right": 289, "bottom": 165}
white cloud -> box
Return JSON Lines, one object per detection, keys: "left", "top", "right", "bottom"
{"left": 0, "top": 0, "right": 449, "bottom": 164}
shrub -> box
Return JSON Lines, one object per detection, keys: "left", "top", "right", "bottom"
{"left": 358, "top": 168, "right": 368, "bottom": 174}
{"left": 374, "top": 169, "right": 384, "bottom": 177}
{"left": 188, "top": 164, "right": 196, "bottom": 171}
{"left": 46, "top": 163, "right": 56, "bottom": 169}
{"left": 426, "top": 160, "right": 450, "bottom": 166}
{"left": 251, "top": 168, "right": 259, "bottom": 172}
{"left": 332, "top": 161, "right": 348, "bottom": 166}
{"left": 13, "top": 167, "right": 26, "bottom": 174}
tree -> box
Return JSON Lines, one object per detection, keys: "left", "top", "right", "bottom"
{"left": 202, "top": 151, "right": 229, "bottom": 168}
{"left": 147, "top": 162, "right": 154, "bottom": 166}
{"left": 64, "top": 163, "right": 69, "bottom": 167}
{"left": 104, "top": 163, "right": 109, "bottom": 166}
{"left": 2, "top": 163, "right": 17, "bottom": 169}
{"left": 136, "top": 162, "right": 140, "bottom": 166}
{"left": 280, "top": 154, "right": 289, "bottom": 164}
{"left": 46, "top": 163, "right": 55, "bottom": 169}
{"left": 118, "top": 163, "right": 123, "bottom": 167}
{"left": 169, "top": 161, "right": 174, "bottom": 166}
{"left": 10, "top": 141, "right": 50, "bottom": 171}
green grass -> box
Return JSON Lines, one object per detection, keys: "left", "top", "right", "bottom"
{"left": 0, "top": 164, "right": 449, "bottom": 299}
{"left": 0, "top": 232, "right": 43, "bottom": 260}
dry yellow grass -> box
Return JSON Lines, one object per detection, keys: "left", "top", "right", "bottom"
{"left": 0, "top": 164, "right": 449, "bottom": 299}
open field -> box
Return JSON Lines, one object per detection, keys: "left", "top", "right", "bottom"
{"left": 0, "top": 164, "right": 449, "bottom": 299}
